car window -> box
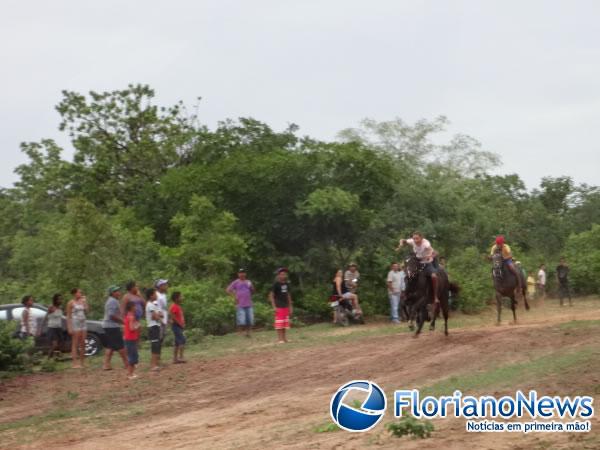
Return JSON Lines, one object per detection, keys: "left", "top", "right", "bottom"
{"left": 0, "top": 309, "right": 7, "bottom": 320}
{"left": 11, "top": 307, "right": 47, "bottom": 321}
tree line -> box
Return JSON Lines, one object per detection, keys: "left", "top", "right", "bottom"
{"left": 1, "top": 83, "right": 599, "bottom": 334}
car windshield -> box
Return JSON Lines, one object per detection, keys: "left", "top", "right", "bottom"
{"left": 10, "top": 305, "right": 48, "bottom": 321}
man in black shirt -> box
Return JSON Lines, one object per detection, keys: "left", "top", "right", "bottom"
{"left": 269, "top": 267, "right": 293, "bottom": 343}
{"left": 556, "top": 257, "right": 572, "bottom": 306}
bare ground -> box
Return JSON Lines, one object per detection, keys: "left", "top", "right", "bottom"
{"left": 1, "top": 299, "right": 600, "bottom": 449}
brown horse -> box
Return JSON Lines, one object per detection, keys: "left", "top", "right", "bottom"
{"left": 491, "top": 252, "right": 530, "bottom": 324}
{"left": 404, "top": 253, "right": 458, "bottom": 336}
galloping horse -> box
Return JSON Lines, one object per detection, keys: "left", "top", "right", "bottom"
{"left": 404, "top": 253, "right": 458, "bottom": 336}
{"left": 491, "top": 251, "right": 530, "bottom": 324}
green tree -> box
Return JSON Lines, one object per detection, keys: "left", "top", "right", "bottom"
{"left": 163, "top": 195, "right": 247, "bottom": 279}
{"left": 55, "top": 84, "right": 194, "bottom": 206}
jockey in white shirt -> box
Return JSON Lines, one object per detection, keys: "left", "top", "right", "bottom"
{"left": 397, "top": 231, "right": 440, "bottom": 304}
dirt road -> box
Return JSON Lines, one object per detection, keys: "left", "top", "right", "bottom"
{"left": 1, "top": 301, "right": 600, "bottom": 449}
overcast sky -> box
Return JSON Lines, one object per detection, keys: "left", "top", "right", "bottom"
{"left": 1, "top": 0, "right": 599, "bottom": 189}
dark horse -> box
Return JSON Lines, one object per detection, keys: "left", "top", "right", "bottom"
{"left": 404, "top": 253, "right": 458, "bottom": 337}
{"left": 491, "top": 251, "right": 530, "bottom": 324}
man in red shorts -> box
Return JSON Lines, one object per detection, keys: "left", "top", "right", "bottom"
{"left": 269, "top": 268, "right": 293, "bottom": 344}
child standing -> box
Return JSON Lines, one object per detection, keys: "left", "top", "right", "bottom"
{"left": 123, "top": 302, "right": 140, "bottom": 380}
{"left": 169, "top": 292, "right": 186, "bottom": 364}
{"left": 269, "top": 268, "right": 293, "bottom": 344}
{"left": 145, "top": 288, "right": 163, "bottom": 371}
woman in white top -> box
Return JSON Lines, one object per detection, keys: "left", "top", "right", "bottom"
{"left": 20, "top": 295, "right": 38, "bottom": 339}
{"left": 66, "top": 288, "right": 89, "bottom": 368}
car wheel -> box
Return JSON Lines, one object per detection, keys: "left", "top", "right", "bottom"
{"left": 85, "top": 333, "right": 102, "bottom": 357}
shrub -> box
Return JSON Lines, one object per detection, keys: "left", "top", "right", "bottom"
{"left": 447, "top": 246, "right": 493, "bottom": 313}
{"left": 296, "top": 287, "right": 333, "bottom": 321}
{"left": 386, "top": 416, "right": 434, "bottom": 439}
{"left": 564, "top": 224, "right": 600, "bottom": 295}
{"left": 0, "top": 322, "right": 33, "bottom": 372}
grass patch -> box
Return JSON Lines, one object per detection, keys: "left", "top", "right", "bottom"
{"left": 314, "top": 422, "right": 340, "bottom": 433}
{"left": 559, "top": 320, "right": 600, "bottom": 330}
{"left": 423, "top": 346, "right": 600, "bottom": 397}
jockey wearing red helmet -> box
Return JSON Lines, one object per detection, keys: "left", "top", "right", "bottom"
{"left": 490, "top": 235, "right": 522, "bottom": 288}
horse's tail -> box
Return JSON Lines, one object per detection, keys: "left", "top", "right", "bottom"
{"left": 448, "top": 282, "right": 460, "bottom": 295}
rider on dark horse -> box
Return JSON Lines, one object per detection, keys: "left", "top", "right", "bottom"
{"left": 397, "top": 231, "right": 440, "bottom": 305}
{"left": 490, "top": 235, "right": 523, "bottom": 290}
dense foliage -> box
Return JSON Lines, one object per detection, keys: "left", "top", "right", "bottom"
{"left": 1, "top": 84, "right": 599, "bottom": 333}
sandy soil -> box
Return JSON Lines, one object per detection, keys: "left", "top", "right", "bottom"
{"left": 1, "top": 302, "right": 600, "bottom": 450}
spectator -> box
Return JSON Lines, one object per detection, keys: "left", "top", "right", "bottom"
{"left": 123, "top": 301, "right": 140, "bottom": 380}
{"left": 387, "top": 262, "right": 406, "bottom": 324}
{"left": 45, "top": 294, "right": 64, "bottom": 359}
{"left": 155, "top": 279, "right": 169, "bottom": 341}
{"left": 122, "top": 281, "right": 145, "bottom": 321}
{"left": 556, "top": 257, "right": 572, "bottom": 307}
{"left": 537, "top": 264, "right": 547, "bottom": 301}
{"left": 269, "top": 268, "right": 292, "bottom": 344}
{"left": 102, "top": 286, "right": 128, "bottom": 371}
{"left": 332, "top": 269, "right": 362, "bottom": 317}
{"left": 344, "top": 263, "right": 360, "bottom": 294}
{"left": 19, "top": 295, "right": 38, "bottom": 339}
{"left": 145, "top": 288, "right": 163, "bottom": 371}
{"left": 527, "top": 273, "right": 536, "bottom": 298}
{"left": 66, "top": 288, "right": 89, "bottom": 369}
{"left": 169, "top": 291, "right": 186, "bottom": 364}
{"left": 226, "top": 269, "right": 255, "bottom": 337}
{"left": 438, "top": 257, "right": 447, "bottom": 270}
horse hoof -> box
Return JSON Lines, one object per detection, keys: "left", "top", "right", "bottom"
{"left": 412, "top": 333, "right": 420, "bottom": 339}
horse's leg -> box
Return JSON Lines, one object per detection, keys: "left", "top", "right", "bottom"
{"left": 511, "top": 294, "right": 517, "bottom": 324}
{"left": 407, "top": 302, "right": 415, "bottom": 330}
{"left": 443, "top": 298, "right": 449, "bottom": 336}
{"left": 415, "top": 302, "right": 425, "bottom": 337}
{"left": 429, "top": 302, "right": 437, "bottom": 331}
{"left": 523, "top": 285, "right": 530, "bottom": 311}
{"left": 496, "top": 291, "right": 502, "bottom": 325}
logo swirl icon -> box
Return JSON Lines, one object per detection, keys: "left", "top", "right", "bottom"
{"left": 330, "top": 380, "right": 387, "bottom": 432}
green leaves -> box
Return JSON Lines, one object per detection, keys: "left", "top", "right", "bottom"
{"left": 165, "top": 195, "right": 247, "bottom": 279}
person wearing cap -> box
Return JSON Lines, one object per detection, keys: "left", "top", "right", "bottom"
{"left": 155, "top": 279, "right": 169, "bottom": 341}
{"left": 269, "top": 268, "right": 293, "bottom": 343}
{"left": 226, "top": 269, "right": 255, "bottom": 337}
{"left": 489, "top": 235, "right": 523, "bottom": 290}
{"left": 102, "top": 285, "right": 128, "bottom": 371}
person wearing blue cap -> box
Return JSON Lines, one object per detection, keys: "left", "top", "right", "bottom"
{"left": 102, "top": 285, "right": 128, "bottom": 371}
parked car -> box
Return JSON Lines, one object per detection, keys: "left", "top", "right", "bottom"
{"left": 0, "top": 303, "right": 105, "bottom": 356}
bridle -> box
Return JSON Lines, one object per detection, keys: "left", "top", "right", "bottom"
{"left": 492, "top": 251, "right": 504, "bottom": 278}
{"left": 405, "top": 254, "right": 424, "bottom": 281}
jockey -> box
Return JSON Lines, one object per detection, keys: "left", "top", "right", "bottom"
{"left": 490, "top": 235, "right": 522, "bottom": 289}
{"left": 397, "top": 231, "right": 440, "bottom": 304}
